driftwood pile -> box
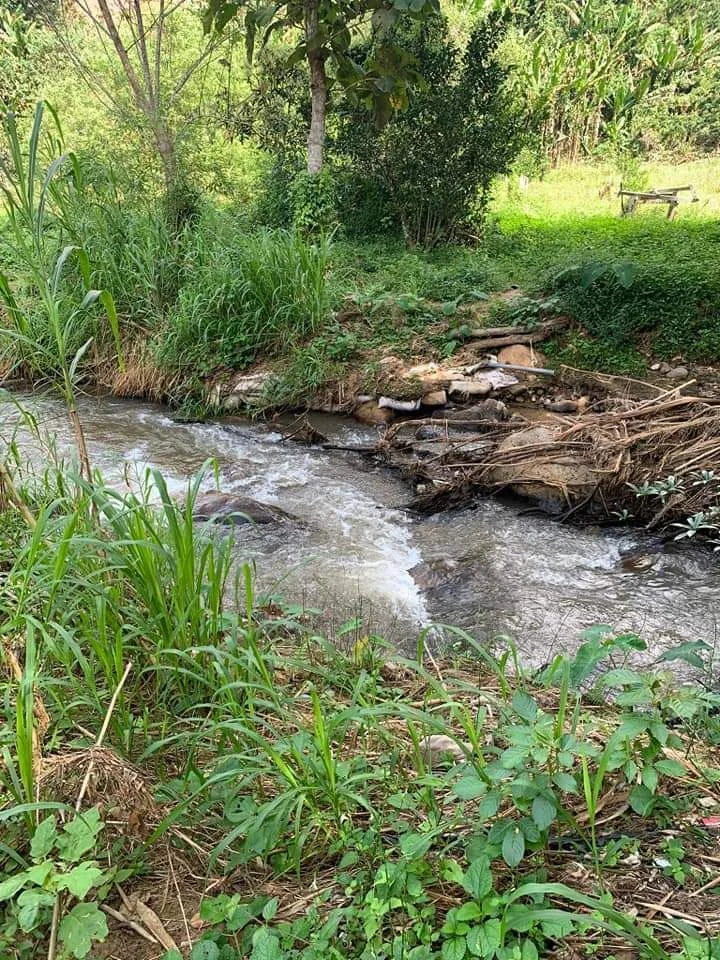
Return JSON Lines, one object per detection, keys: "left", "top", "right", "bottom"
{"left": 379, "top": 383, "right": 720, "bottom": 526}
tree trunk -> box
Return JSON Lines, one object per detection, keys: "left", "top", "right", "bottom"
{"left": 304, "top": 0, "right": 327, "bottom": 175}
{"left": 154, "top": 122, "right": 176, "bottom": 194}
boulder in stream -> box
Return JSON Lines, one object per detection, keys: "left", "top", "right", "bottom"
{"left": 487, "top": 424, "right": 597, "bottom": 510}
{"left": 437, "top": 400, "right": 509, "bottom": 430}
{"left": 192, "top": 492, "right": 296, "bottom": 525}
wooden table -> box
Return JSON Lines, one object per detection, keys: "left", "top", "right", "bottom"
{"left": 618, "top": 184, "right": 698, "bottom": 219}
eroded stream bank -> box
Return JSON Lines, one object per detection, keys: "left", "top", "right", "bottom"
{"left": 2, "top": 393, "right": 718, "bottom": 664}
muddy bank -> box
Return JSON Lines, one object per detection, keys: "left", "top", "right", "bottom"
{"left": 208, "top": 302, "right": 720, "bottom": 528}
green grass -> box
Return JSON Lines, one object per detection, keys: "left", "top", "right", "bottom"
{"left": 317, "top": 158, "right": 720, "bottom": 380}
{"left": 0, "top": 454, "right": 719, "bottom": 958}
{"left": 4, "top": 126, "right": 720, "bottom": 401}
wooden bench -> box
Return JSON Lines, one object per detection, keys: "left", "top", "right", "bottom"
{"left": 618, "top": 184, "right": 698, "bottom": 219}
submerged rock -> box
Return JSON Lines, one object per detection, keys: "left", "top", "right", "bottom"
{"left": 192, "top": 492, "right": 296, "bottom": 525}
{"left": 354, "top": 402, "right": 393, "bottom": 425}
{"left": 487, "top": 424, "right": 597, "bottom": 510}
{"left": 439, "top": 400, "right": 509, "bottom": 430}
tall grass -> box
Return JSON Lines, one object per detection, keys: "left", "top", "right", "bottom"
{"left": 0, "top": 104, "right": 121, "bottom": 477}
{"left": 157, "top": 225, "right": 330, "bottom": 375}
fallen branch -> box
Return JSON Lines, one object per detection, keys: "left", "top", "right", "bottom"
{"left": 466, "top": 317, "right": 571, "bottom": 343}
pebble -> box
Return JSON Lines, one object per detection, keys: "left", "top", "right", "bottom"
{"left": 667, "top": 366, "right": 689, "bottom": 380}
{"left": 415, "top": 425, "right": 443, "bottom": 441}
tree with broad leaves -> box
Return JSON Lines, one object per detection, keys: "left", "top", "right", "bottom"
{"left": 203, "top": 0, "right": 440, "bottom": 175}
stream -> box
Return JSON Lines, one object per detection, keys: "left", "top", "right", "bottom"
{"left": 2, "top": 392, "right": 718, "bottom": 666}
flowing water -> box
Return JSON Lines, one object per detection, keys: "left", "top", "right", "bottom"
{"left": 2, "top": 392, "right": 718, "bottom": 665}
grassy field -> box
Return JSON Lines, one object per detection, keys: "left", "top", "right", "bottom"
{"left": 1, "top": 133, "right": 719, "bottom": 405}
{"left": 304, "top": 158, "right": 720, "bottom": 386}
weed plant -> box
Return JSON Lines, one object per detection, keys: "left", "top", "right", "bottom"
{"left": 156, "top": 227, "right": 330, "bottom": 376}
{"left": 0, "top": 447, "right": 719, "bottom": 957}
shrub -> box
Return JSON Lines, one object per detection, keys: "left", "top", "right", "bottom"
{"left": 157, "top": 224, "right": 330, "bottom": 374}
{"left": 290, "top": 169, "right": 337, "bottom": 234}
{"left": 335, "top": 13, "right": 527, "bottom": 247}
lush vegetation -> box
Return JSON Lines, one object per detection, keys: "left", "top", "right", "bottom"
{"left": 0, "top": 425, "right": 719, "bottom": 958}
{"left": 0, "top": 0, "right": 718, "bottom": 404}
{"left": 1, "top": 0, "right": 720, "bottom": 954}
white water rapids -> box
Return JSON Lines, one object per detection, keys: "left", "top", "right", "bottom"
{"left": 2, "top": 393, "right": 718, "bottom": 665}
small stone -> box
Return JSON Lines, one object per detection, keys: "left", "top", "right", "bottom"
{"left": 442, "top": 400, "right": 509, "bottom": 427}
{"left": 449, "top": 379, "right": 493, "bottom": 397}
{"left": 545, "top": 399, "right": 579, "bottom": 414}
{"left": 378, "top": 396, "right": 421, "bottom": 412}
{"left": 415, "top": 425, "right": 443, "bottom": 440}
{"left": 354, "top": 402, "right": 393, "bottom": 425}
{"left": 497, "top": 343, "right": 546, "bottom": 368}
{"left": 667, "top": 366, "right": 689, "bottom": 380}
{"left": 420, "top": 734, "right": 468, "bottom": 764}
{"left": 650, "top": 362, "right": 661, "bottom": 371}
{"left": 415, "top": 483, "right": 427, "bottom": 494}
{"left": 507, "top": 383, "right": 528, "bottom": 397}
{"left": 659, "top": 362, "right": 672, "bottom": 374}
{"left": 421, "top": 389, "right": 447, "bottom": 407}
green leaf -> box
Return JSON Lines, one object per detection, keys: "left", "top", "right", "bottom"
{"left": 618, "top": 714, "right": 650, "bottom": 738}
{"left": 442, "top": 858, "right": 466, "bottom": 884}
{"left": 478, "top": 791, "right": 501, "bottom": 820}
{"left": 654, "top": 758, "right": 686, "bottom": 778}
{"left": 649, "top": 722, "right": 669, "bottom": 745}
{"left": 59, "top": 901, "right": 108, "bottom": 958}
{"left": 191, "top": 943, "right": 220, "bottom": 960}
{"left": 502, "top": 827, "right": 525, "bottom": 868}
{"left": 453, "top": 776, "right": 487, "bottom": 801}
{"left": 261, "top": 896, "right": 278, "bottom": 921}
{"left": 659, "top": 640, "right": 710, "bottom": 670}
{"left": 501, "top": 745, "right": 527, "bottom": 769}
{"left": 0, "top": 872, "right": 29, "bottom": 901}
{"left": 25, "top": 861, "right": 54, "bottom": 886}
{"left": 251, "top": 928, "right": 282, "bottom": 960}
{"left": 455, "top": 901, "right": 484, "bottom": 922}
{"left": 57, "top": 864, "right": 104, "bottom": 899}
{"left": 579, "top": 260, "right": 608, "bottom": 288}
{"left": 30, "top": 816, "right": 57, "bottom": 861}
{"left": 642, "top": 765, "right": 658, "bottom": 794}
{"left": 613, "top": 259, "right": 638, "bottom": 289}
{"left": 400, "top": 831, "right": 433, "bottom": 859}
{"left": 442, "top": 938, "right": 467, "bottom": 960}
{"left": 552, "top": 772, "right": 578, "bottom": 794}
{"left": 531, "top": 796, "right": 556, "bottom": 831}
{"left": 462, "top": 856, "right": 493, "bottom": 899}
{"left": 512, "top": 691, "right": 538, "bottom": 722}
{"left": 57, "top": 809, "right": 103, "bottom": 864}
{"left": 17, "top": 889, "right": 55, "bottom": 932}
{"left": 522, "top": 941, "right": 539, "bottom": 960}
{"left": 467, "top": 919, "right": 502, "bottom": 957}
{"left": 629, "top": 784, "right": 655, "bottom": 816}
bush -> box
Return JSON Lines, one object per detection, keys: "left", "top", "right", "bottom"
{"left": 335, "top": 13, "right": 527, "bottom": 247}
{"left": 0, "top": 2, "right": 53, "bottom": 115}
{"left": 157, "top": 223, "right": 330, "bottom": 374}
{"left": 547, "top": 225, "right": 720, "bottom": 362}
{"left": 290, "top": 169, "right": 337, "bottom": 234}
